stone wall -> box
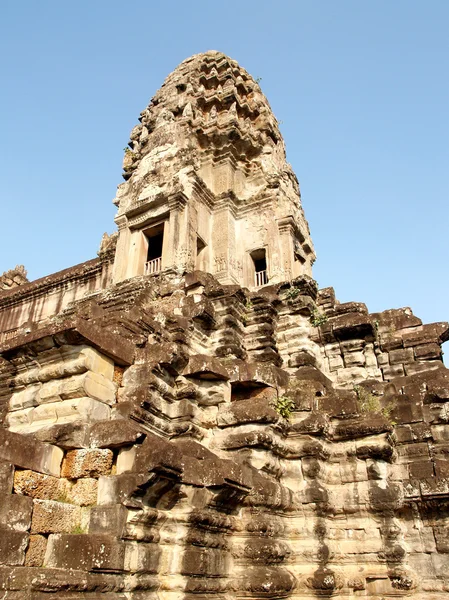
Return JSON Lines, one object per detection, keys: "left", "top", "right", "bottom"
{"left": 0, "top": 255, "right": 114, "bottom": 344}
{"left": 0, "top": 271, "right": 448, "bottom": 598}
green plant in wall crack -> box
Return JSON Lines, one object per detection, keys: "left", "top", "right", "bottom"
{"left": 354, "top": 385, "right": 396, "bottom": 425}
{"left": 71, "top": 523, "right": 87, "bottom": 534}
{"left": 272, "top": 395, "right": 295, "bottom": 420}
{"left": 285, "top": 286, "right": 300, "bottom": 300}
{"left": 310, "top": 308, "right": 328, "bottom": 327}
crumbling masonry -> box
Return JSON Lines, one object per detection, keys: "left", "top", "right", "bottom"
{"left": 0, "top": 51, "right": 448, "bottom": 599}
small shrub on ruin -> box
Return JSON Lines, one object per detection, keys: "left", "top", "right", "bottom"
{"left": 354, "top": 385, "right": 396, "bottom": 425}
{"left": 285, "top": 286, "right": 300, "bottom": 300}
{"left": 272, "top": 395, "right": 295, "bottom": 420}
{"left": 310, "top": 308, "right": 328, "bottom": 327}
{"left": 71, "top": 523, "right": 87, "bottom": 534}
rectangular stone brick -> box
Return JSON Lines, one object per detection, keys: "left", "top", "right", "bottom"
{"left": 0, "top": 494, "right": 33, "bottom": 531}
{"left": 414, "top": 343, "right": 442, "bottom": 360}
{"left": 0, "top": 461, "right": 14, "bottom": 494}
{"left": 61, "top": 448, "right": 113, "bottom": 479}
{"left": 435, "top": 459, "right": 449, "bottom": 478}
{"left": 0, "top": 530, "right": 28, "bottom": 565}
{"left": 409, "top": 461, "right": 434, "bottom": 479}
{"left": 343, "top": 351, "right": 365, "bottom": 367}
{"left": 420, "top": 477, "right": 449, "bottom": 498}
{"left": 14, "top": 469, "right": 68, "bottom": 501}
{"left": 389, "top": 348, "right": 414, "bottom": 365}
{"left": 89, "top": 505, "right": 127, "bottom": 535}
{"left": 25, "top": 534, "right": 47, "bottom": 567}
{"left": 45, "top": 533, "right": 126, "bottom": 571}
{"left": 31, "top": 499, "right": 82, "bottom": 534}
{"left": 124, "top": 541, "right": 161, "bottom": 573}
{"left": 59, "top": 372, "right": 117, "bottom": 405}
{"left": 381, "top": 364, "right": 404, "bottom": 381}
{"left": 0, "top": 429, "right": 63, "bottom": 476}
{"left": 434, "top": 527, "right": 449, "bottom": 553}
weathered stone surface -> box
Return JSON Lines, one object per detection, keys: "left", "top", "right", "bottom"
{"left": 61, "top": 449, "right": 113, "bottom": 479}
{"left": 0, "top": 494, "right": 33, "bottom": 531}
{"left": 0, "top": 51, "right": 448, "bottom": 599}
{"left": 31, "top": 499, "right": 82, "bottom": 534}
{"left": 24, "top": 534, "right": 47, "bottom": 567}
{"left": 45, "top": 533, "right": 126, "bottom": 571}
{"left": 0, "top": 530, "right": 29, "bottom": 565}
{"left": 14, "top": 470, "right": 68, "bottom": 501}
{"left": 0, "top": 430, "right": 63, "bottom": 476}
{"left": 88, "top": 419, "right": 146, "bottom": 448}
{"left": 0, "top": 460, "right": 14, "bottom": 493}
{"left": 68, "top": 477, "right": 98, "bottom": 506}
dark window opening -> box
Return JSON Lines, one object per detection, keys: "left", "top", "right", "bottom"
{"left": 251, "top": 249, "right": 268, "bottom": 286}
{"left": 144, "top": 224, "right": 164, "bottom": 275}
{"left": 197, "top": 236, "right": 206, "bottom": 256}
{"left": 147, "top": 232, "right": 163, "bottom": 261}
{"left": 254, "top": 256, "right": 267, "bottom": 273}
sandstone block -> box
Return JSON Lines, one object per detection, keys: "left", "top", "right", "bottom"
{"left": 61, "top": 448, "right": 113, "bottom": 479}
{"left": 409, "top": 460, "right": 434, "bottom": 479}
{"left": 97, "top": 473, "right": 145, "bottom": 506}
{"left": 5, "top": 407, "right": 33, "bottom": 431}
{"left": 33, "top": 421, "right": 89, "bottom": 448}
{"left": 420, "top": 477, "right": 449, "bottom": 498}
{"left": 25, "top": 534, "right": 47, "bottom": 567}
{"left": 68, "top": 477, "right": 98, "bottom": 506}
{"left": 434, "top": 459, "right": 449, "bottom": 478}
{"left": 14, "top": 470, "right": 69, "bottom": 501}
{"left": 0, "top": 530, "right": 28, "bottom": 566}
{"left": 336, "top": 366, "right": 368, "bottom": 385}
{"left": 29, "top": 403, "right": 58, "bottom": 426}
{"left": 0, "top": 461, "right": 14, "bottom": 494}
{"left": 0, "top": 429, "right": 63, "bottom": 477}
{"left": 434, "top": 527, "right": 449, "bottom": 553}
{"left": 45, "top": 533, "right": 126, "bottom": 571}
{"left": 340, "top": 459, "right": 368, "bottom": 483}
{"left": 376, "top": 352, "right": 389, "bottom": 366}
{"left": 8, "top": 384, "right": 41, "bottom": 411}
{"left": 116, "top": 446, "right": 137, "bottom": 474}
{"left": 382, "top": 364, "right": 405, "bottom": 380}
{"left": 217, "top": 396, "right": 278, "bottom": 427}
{"left": 59, "top": 372, "right": 117, "bottom": 405}
{"left": 37, "top": 353, "right": 87, "bottom": 383}
{"left": 36, "top": 379, "right": 62, "bottom": 404}
{"left": 31, "top": 499, "right": 82, "bottom": 534}
{"left": 343, "top": 351, "right": 365, "bottom": 367}
{"left": 0, "top": 494, "right": 33, "bottom": 531}
{"left": 414, "top": 342, "right": 442, "bottom": 360}
{"left": 389, "top": 347, "right": 414, "bottom": 365}
{"left": 80, "top": 347, "right": 115, "bottom": 380}
{"left": 328, "top": 355, "right": 344, "bottom": 371}
{"left": 124, "top": 541, "right": 161, "bottom": 573}
{"left": 405, "top": 360, "right": 444, "bottom": 378}
{"left": 88, "top": 419, "right": 146, "bottom": 448}
{"left": 54, "top": 397, "right": 111, "bottom": 423}
{"left": 89, "top": 504, "right": 127, "bottom": 535}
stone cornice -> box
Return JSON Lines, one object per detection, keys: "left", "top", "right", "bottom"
{"left": 0, "top": 257, "right": 111, "bottom": 311}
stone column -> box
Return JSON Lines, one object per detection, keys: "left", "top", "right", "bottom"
{"left": 212, "top": 198, "right": 237, "bottom": 284}
{"left": 277, "top": 216, "right": 296, "bottom": 282}
{"left": 167, "top": 193, "right": 191, "bottom": 272}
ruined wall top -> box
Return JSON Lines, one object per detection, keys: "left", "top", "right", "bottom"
{"left": 0, "top": 265, "right": 28, "bottom": 291}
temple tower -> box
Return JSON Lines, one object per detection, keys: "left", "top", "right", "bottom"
{"left": 112, "top": 51, "right": 315, "bottom": 287}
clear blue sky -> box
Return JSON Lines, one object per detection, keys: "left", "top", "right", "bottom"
{"left": 1, "top": 1, "right": 448, "bottom": 329}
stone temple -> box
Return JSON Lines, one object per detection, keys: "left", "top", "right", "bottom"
{"left": 0, "top": 51, "right": 448, "bottom": 599}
